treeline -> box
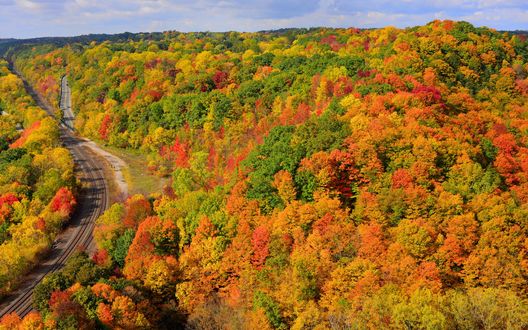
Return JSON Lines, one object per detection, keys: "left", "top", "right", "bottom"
{"left": 2, "top": 20, "right": 528, "bottom": 329}
{"left": 0, "top": 32, "right": 161, "bottom": 58}
{"left": 0, "top": 60, "right": 77, "bottom": 297}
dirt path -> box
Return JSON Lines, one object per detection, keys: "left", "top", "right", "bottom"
{"left": 78, "top": 139, "right": 129, "bottom": 200}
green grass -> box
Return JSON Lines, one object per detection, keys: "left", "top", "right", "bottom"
{"left": 101, "top": 145, "right": 167, "bottom": 197}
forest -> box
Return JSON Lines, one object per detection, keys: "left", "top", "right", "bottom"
{"left": 0, "top": 60, "right": 76, "bottom": 298}
{"left": 1, "top": 20, "right": 528, "bottom": 329}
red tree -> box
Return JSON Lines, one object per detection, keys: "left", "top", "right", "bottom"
{"left": 50, "top": 187, "right": 77, "bottom": 216}
{"left": 251, "top": 226, "right": 270, "bottom": 269}
{"left": 99, "top": 114, "right": 112, "bottom": 141}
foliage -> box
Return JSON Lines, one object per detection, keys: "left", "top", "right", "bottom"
{"left": 7, "top": 21, "right": 528, "bottom": 328}
{"left": 0, "top": 60, "right": 77, "bottom": 297}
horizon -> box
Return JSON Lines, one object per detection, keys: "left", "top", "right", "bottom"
{"left": 2, "top": 23, "right": 528, "bottom": 42}
{"left": 1, "top": 0, "right": 527, "bottom": 39}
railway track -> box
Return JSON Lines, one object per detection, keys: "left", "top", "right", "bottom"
{"left": 0, "top": 67, "right": 109, "bottom": 318}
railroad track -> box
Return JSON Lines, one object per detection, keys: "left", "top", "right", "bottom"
{"left": 0, "top": 67, "right": 109, "bottom": 318}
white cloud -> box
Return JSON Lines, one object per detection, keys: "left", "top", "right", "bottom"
{"left": 461, "top": 7, "right": 528, "bottom": 27}
{"left": 15, "top": 0, "right": 42, "bottom": 10}
{"left": 1, "top": 0, "right": 527, "bottom": 38}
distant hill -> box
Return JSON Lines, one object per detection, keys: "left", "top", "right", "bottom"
{"left": 506, "top": 30, "right": 528, "bottom": 40}
{"left": 0, "top": 32, "right": 167, "bottom": 57}
{"left": 0, "top": 29, "right": 324, "bottom": 57}
{"left": 3, "top": 26, "right": 526, "bottom": 58}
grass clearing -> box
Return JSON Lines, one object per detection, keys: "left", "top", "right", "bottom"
{"left": 101, "top": 145, "right": 167, "bottom": 197}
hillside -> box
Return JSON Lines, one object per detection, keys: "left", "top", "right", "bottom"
{"left": 0, "top": 60, "right": 77, "bottom": 298}
{"left": 2, "top": 20, "right": 528, "bottom": 329}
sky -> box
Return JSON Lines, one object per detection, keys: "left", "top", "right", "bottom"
{"left": 1, "top": 0, "right": 527, "bottom": 39}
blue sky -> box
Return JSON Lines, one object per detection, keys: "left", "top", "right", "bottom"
{"left": 1, "top": 0, "right": 527, "bottom": 39}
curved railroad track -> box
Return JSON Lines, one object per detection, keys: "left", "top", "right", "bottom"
{"left": 0, "top": 66, "right": 109, "bottom": 318}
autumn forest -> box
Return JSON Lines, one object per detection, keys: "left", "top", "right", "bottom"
{"left": 1, "top": 20, "right": 528, "bottom": 329}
